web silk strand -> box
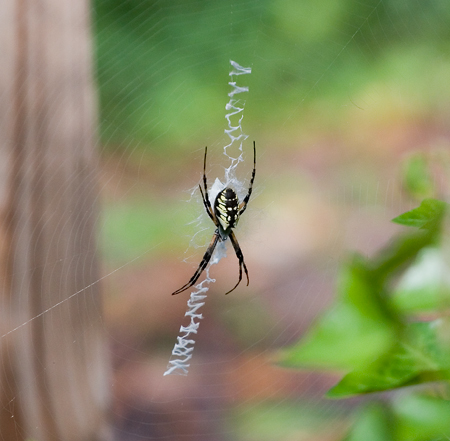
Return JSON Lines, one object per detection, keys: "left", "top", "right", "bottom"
{"left": 164, "top": 60, "right": 251, "bottom": 376}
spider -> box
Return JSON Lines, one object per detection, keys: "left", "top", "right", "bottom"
{"left": 172, "top": 142, "right": 256, "bottom": 295}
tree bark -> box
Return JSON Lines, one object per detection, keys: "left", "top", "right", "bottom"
{"left": 0, "top": 1, "right": 111, "bottom": 440}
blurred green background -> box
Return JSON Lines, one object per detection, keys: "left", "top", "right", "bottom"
{"left": 95, "top": 0, "right": 450, "bottom": 151}
{"left": 94, "top": 1, "right": 450, "bottom": 440}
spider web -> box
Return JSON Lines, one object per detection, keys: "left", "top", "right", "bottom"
{"left": 164, "top": 60, "right": 252, "bottom": 376}
{"left": 4, "top": 0, "right": 450, "bottom": 440}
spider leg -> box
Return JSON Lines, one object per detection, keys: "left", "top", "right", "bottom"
{"left": 225, "top": 230, "right": 249, "bottom": 295}
{"left": 199, "top": 184, "right": 216, "bottom": 223}
{"left": 202, "top": 146, "right": 214, "bottom": 214}
{"left": 172, "top": 231, "right": 221, "bottom": 295}
{"left": 239, "top": 141, "right": 256, "bottom": 216}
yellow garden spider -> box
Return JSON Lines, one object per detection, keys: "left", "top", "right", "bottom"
{"left": 172, "top": 142, "right": 256, "bottom": 295}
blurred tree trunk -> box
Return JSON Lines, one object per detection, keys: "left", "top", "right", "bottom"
{"left": 0, "top": 1, "right": 111, "bottom": 440}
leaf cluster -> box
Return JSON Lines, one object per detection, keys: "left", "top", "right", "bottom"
{"left": 280, "top": 198, "right": 450, "bottom": 440}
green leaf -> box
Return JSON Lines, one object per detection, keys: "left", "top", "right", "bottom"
{"left": 392, "top": 247, "right": 450, "bottom": 314}
{"left": 392, "top": 198, "right": 447, "bottom": 230}
{"left": 328, "top": 321, "right": 450, "bottom": 398}
{"left": 278, "top": 257, "right": 396, "bottom": 371}
{"left": 370, "top": 230, "right": 435, "bottom": 284}
{"left": 393, "top": 394, "right": 450, "bottom": 441}
{"left": 343, "top": 403, "right": 394, "bottom": 441}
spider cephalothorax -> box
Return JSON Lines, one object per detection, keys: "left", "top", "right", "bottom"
{"left": 172, "top": 142, "right": 256, "bottom": 295}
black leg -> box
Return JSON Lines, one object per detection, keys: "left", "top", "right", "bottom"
{"left": 202, "top": 146, "right": 214, "bottom": 215}
{"left": 225, "top": 231, "right": 249, "bottom": 295}
{"left": 172, "top": 232, "right": 221, "bottom": 295}
{"left": 239, "top": 141, "right": 256, "bottom": 216}
{"left": 199, "top": 184, "right": 215, "bottom": 223}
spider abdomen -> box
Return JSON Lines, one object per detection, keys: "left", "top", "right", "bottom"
{"left": 214, "top": 187, "right": 239, "bottom": 233}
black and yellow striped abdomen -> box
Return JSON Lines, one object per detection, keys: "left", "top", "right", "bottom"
{"left": 214, "top": 188, "right": 239, "bottom": 234}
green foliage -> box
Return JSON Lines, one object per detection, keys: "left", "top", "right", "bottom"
{"left": 279, "top": 226, "right": 438, "bottom": 375}
{"left": 343, "top": 403, "right": 394, "bottom": 441}
{"left": 392, "top": 198, "right": 447, "bottom": 230}
{"left": 280, "top": 256, "right": 396, "bottom": 371}
{"left": 393, "top": 393, "right": 450, "bottom": 441}
{"left": 328, "top": 321, "right": 450, "bottom": 397}
{"left": 279, "top": 177, "right": 450, "bottom": 439}
{"left": 392, "top": 247, "right": 450, "bottom": 313}
{"left": 346, "top": 394, "right": 450, "bottom": 441}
